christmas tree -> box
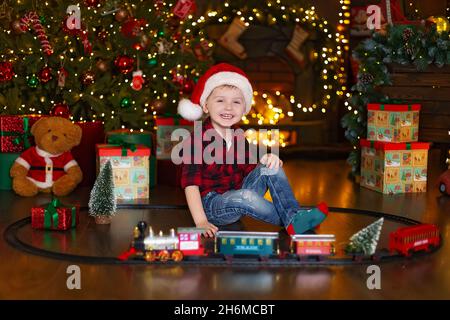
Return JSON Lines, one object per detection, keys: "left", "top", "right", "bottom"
{"left": 89, "top": 160, "right": 116, "bottom": 218}
{"left": 0, "top": 0, "right": 212, "bottom": 130}
{"left": 346, "top": 217, "right": 384, "bottom": 256}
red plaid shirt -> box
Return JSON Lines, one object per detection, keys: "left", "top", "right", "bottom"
{"left": 180, "top": 117, "right": 258, "bottom": 197}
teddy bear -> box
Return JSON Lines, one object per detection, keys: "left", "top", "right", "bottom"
{"left": 10, "top": 116, "right": 83, "bottom": 197}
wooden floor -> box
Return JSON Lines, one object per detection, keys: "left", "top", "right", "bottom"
{"left": 0, "top": 149, "right": 449, "bottom": 299}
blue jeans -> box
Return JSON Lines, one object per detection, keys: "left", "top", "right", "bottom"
{"left": 202, "top": 164, "right": 302, "bottom": 227}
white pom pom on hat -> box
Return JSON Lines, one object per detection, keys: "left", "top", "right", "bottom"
{"left": 177, "top": 63, "right": 253, "bottom": 121}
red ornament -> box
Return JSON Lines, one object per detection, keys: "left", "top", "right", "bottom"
{"left": 38, "top": 66, "right": 52, "bottom": 83}
{"left": 132, "top": 43, "right": 143, "bottom": 51}
{"left": 121, "top": 18, "right": 147, "bottom": 38}
{"left": 84, "top": 0, "right": 100, "bottom": 7}
{"left": 131, "top": 70, "right": 144, "bottom": 91}
{"left": 182, "top": 79, "right": 194, "bottom": 94}
{"left": 0, "top": 61, "right": 14, "bottom": 83}
{"left": 50, "top": 103, "right": 71, "bottom": 118}
{"left": 171, "top": 69, "right": 184, "bottom": 86}
{"left": 114, "top": 55, "right": 135, "bottom": 74}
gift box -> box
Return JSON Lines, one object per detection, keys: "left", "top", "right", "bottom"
{"left": 157, "top": 159, "right": 183, "bottom": 187}
{"left": 31, "top": 198, "right": 79, "bottom": 231}
{"left": 367, "top": 103, "right": 421, "bottom": 143}
{"left": 105, "top": 129, "right": 157, "bottom": 188}
{"left": 350, "top": 0, "right": 410, "bottom": 37}
{"left": 71, "top": 121, "right": 105, "bottom": 187}
{"left": 360, "top": 139, "right": 430, "bottom": 194}
{"left": 0, "top": 115, "right": 43, "bottom": 152}
{"left": 156, "top": 117, "right": 193, "bottom": 160}
{"left": 0, "top": 152, "right": 20, "bottom": 190}
{"left": 97, "top": 143, "right": 150, "bottom": 200}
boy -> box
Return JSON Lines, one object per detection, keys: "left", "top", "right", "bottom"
{"left": 178, "top": 63, "right": 328, "bottom": 238}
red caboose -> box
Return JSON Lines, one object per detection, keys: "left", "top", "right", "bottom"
{"left": 177, "top": 227, "right": 205, "bottom": 256}
{"left": 389, "top": 224, "right": 440, "bottom": 257}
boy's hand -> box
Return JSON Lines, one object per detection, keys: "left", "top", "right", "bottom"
{"left": 260, "top": 153, "right": 283, "bottom": 170}
{"left": 196, "top": 220, "right": 219, "bottom": 238}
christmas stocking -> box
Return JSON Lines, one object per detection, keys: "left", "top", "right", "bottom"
{"left": 285, "top": 25, "right": 309, "bottom": 67}
{"left": 218, "top": 17, "right": 248, "bottom": 59}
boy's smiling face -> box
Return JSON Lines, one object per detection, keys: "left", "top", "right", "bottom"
{"left": 203, "top": 85, "right": 246, "bottom": 133}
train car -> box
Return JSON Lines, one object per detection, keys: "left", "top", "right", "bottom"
{"left": 290, "top": 234, "right": 336, "bottom": 259}
{"left": 118, "top": 222, "right": 206, "bottom": 262}
{"left": 215, "top": 231, "right": 279, "bottom": 260}
{"left": 143, "top": 227, "right": 182, "bottom": 262}
{"left": 177, "top": 227, "right": 205, "bottom": 256}
{"left": 438, "top": 169, "right": 450, "bottom": 195}
{"left": 389, "top": 224, "right": 440, "bottom": 257}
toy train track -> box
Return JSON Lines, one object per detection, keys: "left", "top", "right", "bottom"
{"left": 3, "top": 206, "right": 441, "bottom": 266}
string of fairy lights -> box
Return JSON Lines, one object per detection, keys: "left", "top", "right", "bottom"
{"left": 1, "top": 0, "right": 212, "bottom": 131}
{"left": 1, "top": 0, "right": 351, "bottom": 148}
{"left": 185, "top": 1, "right": 350, "bottom": 129}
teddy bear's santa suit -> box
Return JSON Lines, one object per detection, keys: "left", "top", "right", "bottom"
{"left": 14, "top": 146, "right": 78, "bottom": 189}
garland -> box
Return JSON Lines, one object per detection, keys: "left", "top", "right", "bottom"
{"left": 341, "top": 24, "right": 450, "bottom": 176}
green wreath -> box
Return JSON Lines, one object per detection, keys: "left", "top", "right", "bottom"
{"left": 342, "top": 24, "right": 450, "bottom": 176}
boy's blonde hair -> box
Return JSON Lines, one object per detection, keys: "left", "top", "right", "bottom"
{"left": 205, "top": 84, "right": 242, "bottom": 102}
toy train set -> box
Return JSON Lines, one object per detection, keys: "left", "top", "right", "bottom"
{"left": 118, "top": 221, "right": 441, "bottom": 263}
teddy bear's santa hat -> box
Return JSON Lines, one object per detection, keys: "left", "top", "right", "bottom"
{"left": 177, "top": 63, "right": 253, "bottom": 121}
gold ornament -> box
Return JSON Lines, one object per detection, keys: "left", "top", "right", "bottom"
{"left": 10, "top": 19, "right": 23, "bottom": 34}
{"left": 80, "top": 71, "right": 95, "bottom": 86}
{"left": 427, "top": 16, "right": 450, "bottom": 33}
{"left": 96, "top": 59, "right": 108, "bottom": 72}
{"left": 115, "top": 8, "right": 128, "bottom": 22}
{"left": 153, "top": 99, "right": 166, "bottom": 112}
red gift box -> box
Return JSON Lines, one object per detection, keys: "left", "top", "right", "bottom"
{"left": 71, "top": 121, "right": 105, "bottom": 187}
{"left": 31, "top": 198, "right": 79, "bottom": 231}
{"left": 0, "top": 115, "right": 43, "bottom": 152}
{"left": 157, "top": 159, "right": 183, "bottom": 187}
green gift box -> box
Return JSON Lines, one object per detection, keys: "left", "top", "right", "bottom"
{"left": 105, "top": 129, "right": 156, "bottom": 188}
{"left": 0, "top": 152, "right": 20, "bottom": 190}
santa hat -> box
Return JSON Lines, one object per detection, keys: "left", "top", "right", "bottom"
{"left": 177, "top": 63, "right": 253, "bottom": 121}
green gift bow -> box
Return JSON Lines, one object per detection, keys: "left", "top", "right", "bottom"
{"left": 108, "top": 136, "right": 137, "bottom": 156}
{"left": 43, "top": 198, "right": 77, "bottom": 229}
{"left": 378, "top": 98, "right": 413, "bottom": 111}
{"left": 0, "top": 117, "right": 32, "bottom": 149}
